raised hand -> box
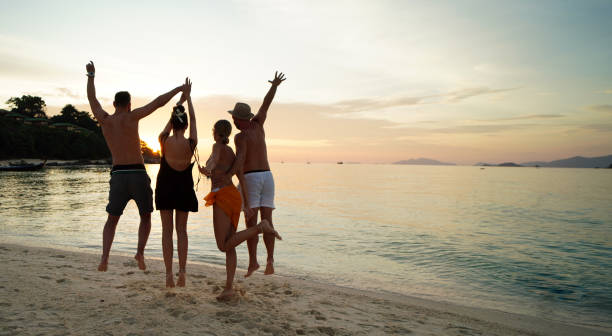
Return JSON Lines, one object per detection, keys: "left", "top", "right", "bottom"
{"left": 86, "top": 61, "right": 95, "bottom": 74}
{"left": 183, "top": 77, "right": 192, "bottom": 97}
{"left": 268, "top": 71, "right": 286, "bottom": 87}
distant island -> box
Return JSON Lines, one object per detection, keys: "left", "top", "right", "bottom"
{"left": 474, "top": 155, "right": 612, "bottom": 168}
{"left": 521, "top": 155, "right": 612, "bottom": 168}
{"left": 476, "top": 162, "right": 522, "bottom": 167}
{"left": 393, "top": 158, "right": 455, "bottom": 166}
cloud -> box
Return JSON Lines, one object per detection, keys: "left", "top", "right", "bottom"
{"left": 387, "top": 123, "right": 531, "bottom": 134}
{"left": 330, "top": 86, "right": 518, "bottom": 113}
{"left": 475, "top": 114, "right": 564, "bottom": 122}
{"left": 580, "top": 124, "right": 612, "bottom": 132}
{"left": 56, "top": 88, "right": 82, "bottom": 99}
{"left": 585, "top": 105, "right": 612, "bottom": 113}
{"left": 267, "top": 138, "right": 333, "bottom": 147}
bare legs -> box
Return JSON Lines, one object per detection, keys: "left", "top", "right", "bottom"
{"left": 134, "top": 212, "right": 151, "bottom": 270}
{"left": 244, "top": 208, "right": 260, "bottom": 277}
{"left": 175, "top": 211, "right": 189, "bottom": 287}
{"left": 260, "top": 207, "right": 276, "bottom": 275}
{"left": 160, "top": 210, "right": 189, "bottom": 288}
{"left": 98, "top": 212, "right": 151, "bottom": 272}
{"left": 160, "top": 210, "right": 175, "bottom": 287}
{"left": 244, "top": 207, "right": 278, "bottom": 276}
{"left": 213, "top": 205, "right": 280, "bottom": 301}
{"left": 98, "top": 215, "right": 120, "bottom": 271}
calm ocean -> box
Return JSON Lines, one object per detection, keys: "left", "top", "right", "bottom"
{"left": 1, "top": 163, "right": 611, "bottom": 329}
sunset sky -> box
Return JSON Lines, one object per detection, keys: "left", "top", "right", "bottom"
{"left": 1, "top": 0, "right": 611, "bottom": 164}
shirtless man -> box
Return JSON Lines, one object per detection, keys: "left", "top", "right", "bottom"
{"left": 86, "top": 61, "right": 187, "bottom": 272}
{"left": 226, "top": 71, "right": 286, "bottom": 277}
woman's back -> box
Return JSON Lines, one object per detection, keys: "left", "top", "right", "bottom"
{"left": 162, "top": 135, "right": 194, "bottom": 171}
{"left": 209, "top": 144, "right": 235, "bottom": 189}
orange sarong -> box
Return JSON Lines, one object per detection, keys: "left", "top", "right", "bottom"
{"left": 204, "top": 185, "right": 242, "bottom": 229}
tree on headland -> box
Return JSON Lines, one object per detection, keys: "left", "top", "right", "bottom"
{"left": 6, "top": 95, "right": 47, "bottom": 119}
{"left": 50, "top": 104, "right": 100, "bottom": 133}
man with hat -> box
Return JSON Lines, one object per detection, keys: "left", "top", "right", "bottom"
{"left": 225, "top": 71, "right": 286, "bottom": 277}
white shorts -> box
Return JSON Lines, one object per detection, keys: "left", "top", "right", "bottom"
{"left": 239, "top": 170, "right": 275, "bottom": 210}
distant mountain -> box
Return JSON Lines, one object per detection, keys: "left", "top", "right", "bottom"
{"left": 475, "top": 162, "right": 521, "bottom": 167}
{"left": 393, "top": 158, "right": 455, "bottom": 166}
{"left": 522, "top": 155, "right": 612, "bottom": 168}
{"left": 498, "top": 162, "right": 522, "bottom": 167}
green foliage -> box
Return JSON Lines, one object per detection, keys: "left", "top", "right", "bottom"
{"left": 0, "top": 117, "right": 110, "bottom": 160}
{"left": 50, "top": 104, "right": 101, "bottom": 134}
{"left": 6, "top": 95, "right": 47, "bottom": 119}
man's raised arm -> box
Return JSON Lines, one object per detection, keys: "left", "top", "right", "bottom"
{"left": 252, "top": 71, "right": 286, "bottom": 125}
{"left": 131, "top": 80, "right": 186, "bottom": 120}
{"left": 86, "top": 61, "right": 109, "bottom": 124}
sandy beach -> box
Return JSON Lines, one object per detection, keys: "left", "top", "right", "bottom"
{"left": 0, "top": 243, "right": 608, "bottom": 336}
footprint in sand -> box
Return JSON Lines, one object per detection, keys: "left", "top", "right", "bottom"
{"left": 51, "top": 254, "right": 66, "bottom": 258}
{"left": 384, "top": 325, "right": 413, "bottom": 334}
{"left": 123, "top": 260, "right": 138, "bottom": 267}
{"left": 316, "top": 327, "right": 338, "bottom": 336}
{"left": 56, "top": 278, "right": 69, "bottom": 284}
{"left": 306, "top": 309, "right": 327, "bottom": 321}
{"left": 39, "top": 276, "right": 51, "bottom": 280}
{"left": 445, "top": 324, "right": 482, "bottom": 335}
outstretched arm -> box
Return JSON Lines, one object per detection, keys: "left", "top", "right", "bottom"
{"left": 158, "top": 118, "right": 172, "bottom": 153}
{"left": 131, "top": 80, "right": 186, "bottom": 120}
{"left": 85, "top": 61, "right": 109, "bottom": 124}
{"left": 186, "top": 86, "right": 197, "bottom": 146}
{"left": 252, "top": 71, "right": 286, "bottom": 126}
{"left": 237, "top": 171, "right": 254, "bottom": 220}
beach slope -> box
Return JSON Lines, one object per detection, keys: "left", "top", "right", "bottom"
{"left": 0, "top": 243, "right": 608, "bottom": 336}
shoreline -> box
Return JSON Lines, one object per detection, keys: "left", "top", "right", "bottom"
{"left": 1, "top": 242, "right": 609, "bottom": 336}
{"left": 0, "top": 158, "right": 160, "bottom": 167}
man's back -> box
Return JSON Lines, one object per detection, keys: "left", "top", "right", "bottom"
{"left": 240, "top": 122, "right": 270, "bottom": 172}
{"left": 101, "top": 112, "right": 144, "bottom": 165}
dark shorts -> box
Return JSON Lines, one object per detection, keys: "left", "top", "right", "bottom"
{"left": 106, "top": 166, "right": 154, "bottom": 216}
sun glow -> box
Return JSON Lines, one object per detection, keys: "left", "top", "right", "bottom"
{"left": 140, "top": 136, "right": 160, "bottom": 153}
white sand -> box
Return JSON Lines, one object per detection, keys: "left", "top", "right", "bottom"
{"left": 0, "top": 243, "right": 609, "bottom": 336}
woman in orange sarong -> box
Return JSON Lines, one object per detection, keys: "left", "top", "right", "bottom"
{"left": 200, "top": 120, "right": 281, "bottom": 301}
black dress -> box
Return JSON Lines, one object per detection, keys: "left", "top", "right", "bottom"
{"left": 155, "top": 153, "right": 198, "bottom": 213}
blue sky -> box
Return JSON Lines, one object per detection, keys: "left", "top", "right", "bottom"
{"left": 1, "top": 0, "right": 611, "bottom": 163}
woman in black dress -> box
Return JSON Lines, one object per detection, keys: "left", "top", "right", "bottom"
{"left": 155, "top": 78, "right": 198, "bottom": 288}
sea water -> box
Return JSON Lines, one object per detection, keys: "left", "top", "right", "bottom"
{"left": 1, "top": 163, "right": 611, "bottom": 329}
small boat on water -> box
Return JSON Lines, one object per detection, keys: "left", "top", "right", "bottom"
{"left": 337, "top": 161, "right": 343, "bottom": 165}
{"left": 0, "top": 160, "right": 47, "bottom": 172}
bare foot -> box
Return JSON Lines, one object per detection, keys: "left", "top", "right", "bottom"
{"left": 97, "top": 258, "right": 108, "bottom": 272}
{"left": 264, "top": 259, "right": 274, "bottom": 275}
{"left": 244, "top": 263, "right": 260, "bottom": 278}
{"left": 134, "top": 254, "right": 146, "bottom": 270}
{"left": 216, "top": 288, "right": 235, "bottom": 301}
{"left": 177, "top": 271, "right": 186, "bottom": 287}
{"left": 166, "top": 273, "right": 175, "bottom": 288}
{"left": 258, "top": 219, "right": 282, "bottom": 240}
